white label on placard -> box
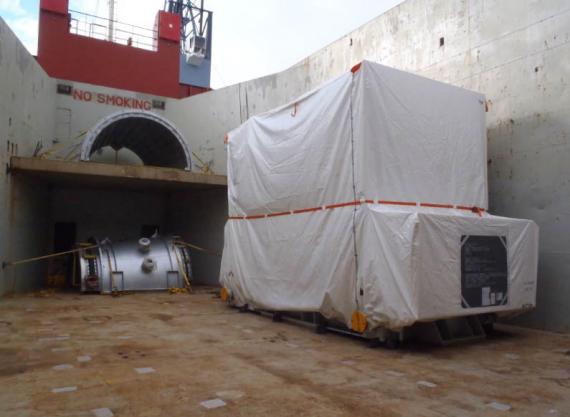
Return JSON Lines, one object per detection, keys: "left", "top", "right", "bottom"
{"left": 482, "top": 287, "right": 490, "bottom": 306}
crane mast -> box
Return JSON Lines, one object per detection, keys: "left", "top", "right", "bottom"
{"left": 108, "top": 0, "right": 116, "bottom": 42}
{"left": 163, "top": 0, "right": 212, "bottom": 66}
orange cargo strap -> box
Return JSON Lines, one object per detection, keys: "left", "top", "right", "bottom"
{"left": 351, "top": 62, "right": 362, "bottom": 74}
{"left": 228, "top": 199, "right": 485, "bottom": 220}
{"left": 378, "top": 200, "right": 416, "bottom": 207}
{"left": 420, "top": 202, "right": 454, "bottom": 209}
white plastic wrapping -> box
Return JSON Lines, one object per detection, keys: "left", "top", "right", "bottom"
{"left": 220, "top": 61, "right": 538, "bottom": 331}
{"left": 356, "top": 205, "right": 538, "bottom": 330}
{"left": 228, "top": 73, "right": 354, "bottom": 216}
{"left": 221, "top": 208, "right": 357, "bottom": 324}
{"left": 352, "top": 63, "right": 488, "bottom": 209}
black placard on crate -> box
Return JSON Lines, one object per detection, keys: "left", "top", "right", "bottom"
{"left": 461, "top": 235, "right": 508, "bottom": 308}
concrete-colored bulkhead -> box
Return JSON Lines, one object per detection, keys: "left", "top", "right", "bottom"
{"left": 80, "top": 110, "right": 192, "bottom": 170}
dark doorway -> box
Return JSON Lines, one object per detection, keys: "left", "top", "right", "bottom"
{"left": 54, "top": 222, "right": 77, "bottom": 252}
{"left": 51, "top": 222, "right": 77, "bottom": 287}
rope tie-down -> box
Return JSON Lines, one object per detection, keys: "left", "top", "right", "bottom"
{"left": 2, "top": 240, "right": 222, "bottom": 295}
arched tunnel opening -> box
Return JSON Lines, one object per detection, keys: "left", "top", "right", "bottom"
{"left": 80, "top": 111, "right": 192, "bottom": 170}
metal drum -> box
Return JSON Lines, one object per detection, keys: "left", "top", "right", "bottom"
{"left": 79, "top": 236, "right": 192, "bottom": 294}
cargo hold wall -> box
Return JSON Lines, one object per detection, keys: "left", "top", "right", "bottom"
{"left": 0, "top": 18, "right": 57, "bottom": 294}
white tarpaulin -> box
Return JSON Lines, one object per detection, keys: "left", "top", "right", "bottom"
{"left": 220, "top": 61, "right": 538, "bottom": 331}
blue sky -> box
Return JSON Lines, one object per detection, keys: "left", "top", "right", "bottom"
{"left": 0, "top": 0, "right": 403, "bottom": 88}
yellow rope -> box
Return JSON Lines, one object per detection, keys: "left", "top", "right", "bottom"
{"left": 173, "top": 241, "right": 222, "bottom": 257}
{"left": 3, "top": 244, "right": 99, "bottom": 268}
{"left": 103, "top": 247, "right": 119, "bottom": 296}
{"left": 191, "top": 151, "right": 212, "bottom": 174}
{"left": 37, "top": 131, "right": 87, "bottom": 159}
{"left": 172, "top": 244, "right": 192, "bottom": 293}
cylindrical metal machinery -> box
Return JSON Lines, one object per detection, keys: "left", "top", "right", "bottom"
{"left": 79, "top": 236, "right": 192, "bottom": 293}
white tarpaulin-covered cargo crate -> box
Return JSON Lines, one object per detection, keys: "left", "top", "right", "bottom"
{"left": 220, "top": 61, "right": 538, "bottom": 332}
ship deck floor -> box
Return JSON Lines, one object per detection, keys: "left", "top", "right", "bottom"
{"left": 1, "top": 290, "right": 569, "bottom": 417}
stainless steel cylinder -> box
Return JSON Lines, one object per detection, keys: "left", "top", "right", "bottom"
{"left": 79, "top": 236, "right": 191, "bottom": 294}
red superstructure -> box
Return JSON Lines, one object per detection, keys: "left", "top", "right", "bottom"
{"left": 37, "top": 0, "right": 208, "bottom": 98}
